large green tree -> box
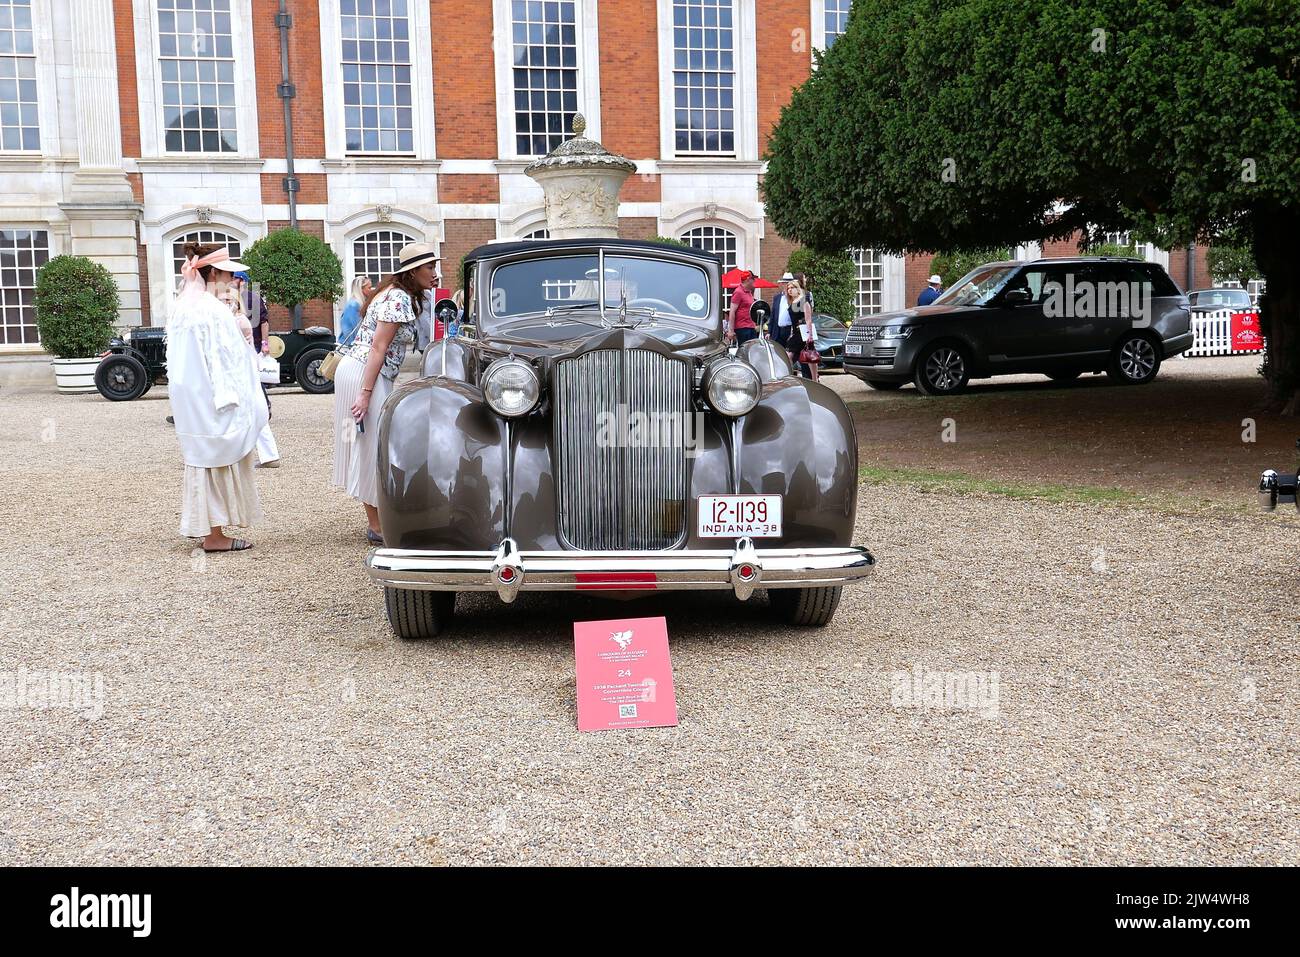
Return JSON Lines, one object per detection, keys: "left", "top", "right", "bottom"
{"left": 764, "top": 0, "right": 1300, "bottom": 411}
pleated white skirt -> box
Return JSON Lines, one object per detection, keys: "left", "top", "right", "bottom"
{"left": 179, "top": 451, "right": 263, "bottom": 537}
{"left": 331, "top": 353, "right": 392, "bottom": 508}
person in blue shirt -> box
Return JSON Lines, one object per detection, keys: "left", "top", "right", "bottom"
{"left": 917, "top": 274, "right": 943, "bottom": 306}
{"left": 339, "top": 276, "right": 372, "bottom": 343}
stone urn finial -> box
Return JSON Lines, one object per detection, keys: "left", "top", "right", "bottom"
{"left": 525, "top": 113, "right": 636, "bottom": 239}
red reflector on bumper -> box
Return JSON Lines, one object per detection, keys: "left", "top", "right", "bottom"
{"left": 574, "top": 572, "right": 658, "bottom": 591}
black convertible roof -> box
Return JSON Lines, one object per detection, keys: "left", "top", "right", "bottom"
{"left": 463, "top": 237, "right": 721, "bottom": 265}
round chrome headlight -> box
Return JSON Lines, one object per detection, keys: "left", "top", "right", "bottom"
{"left": 482, "top": 357, "right": 540, "bottom": 418}
{"left": 705, "top": 358, "right": 761, "bottom": 417}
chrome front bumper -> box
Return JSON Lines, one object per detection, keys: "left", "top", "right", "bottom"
{"left": 365, "top": 537, "right": 875, "bottom": 603}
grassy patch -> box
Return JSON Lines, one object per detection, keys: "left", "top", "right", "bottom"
{"left": 859, "top": 464, "right": 1149, "bottom": 507}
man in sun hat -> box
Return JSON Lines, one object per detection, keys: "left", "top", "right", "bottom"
{"left": 768, "top": 270, "right": 797, "bottom": 347}
{"left": 917, "top": 273, "right": 944, "bottom": 307}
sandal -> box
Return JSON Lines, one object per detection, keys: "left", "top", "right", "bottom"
{"left": 203, "top": 538, "right": 254, "bottom": 553}
{"left": 366, "top": 529, "right": 384, "bottom": 545}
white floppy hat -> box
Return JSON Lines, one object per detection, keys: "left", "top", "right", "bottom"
{"left": 394, "top": 242, "right": 440, "bottom": 274}
{"left": 779, "top": 271, "right": 795, "bottom": 281}
{"left": 928, "top": 274, "right": 943, "bottom": 284}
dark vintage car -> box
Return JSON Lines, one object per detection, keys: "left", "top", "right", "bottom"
{"left": 365, "top": 238, "right": 875, "bottom": 638}
{"left": 1187, "top": 287, "right": 1254, "bottom": 314}
{"left": 843, "top": 257, "right": 1193, "bottom": 394}
{"left": 94, "top": 325, "right": 336, "bottom": 401}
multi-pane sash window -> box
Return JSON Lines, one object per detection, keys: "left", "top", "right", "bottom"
{"left": 172, "top": 230, "right": 242, "bottom": 285}
{"left": 158, "top": 0, "right": 237, "bottom": 153}
{"left": 0, "top": 0, "right": 38, "bottom": 151}
{"left": 342, "top": 0, "right": 414, "bottom": 153}
{"left": 511, "top": 0, "right": 578, "bottom": 156}
{"left": 824, "top": 0, "right": 851, "bottom": 48}
{"left": 853, "top": 248, "right": 882, "bottom": 317}
{"left": 672, "top": 0, "right": 734, "bottom": 154}
{"left": 353, "top": 229, "right": 416, "bottom": 285}
{"left": 681, "top": 224, "right": 737, "bottom": 310}
{"left": 0, "top": 228, "right": 48, "bottom": 345}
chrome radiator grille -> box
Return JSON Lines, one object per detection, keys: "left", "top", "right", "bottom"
{"left": 554, "top": 349, "right": 692, "bottom": 550}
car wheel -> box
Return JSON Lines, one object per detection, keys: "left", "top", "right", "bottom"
{"left": 94, "top": 355, "right": 149, "bottom": 401}
{"left": 384, "top": 588, "right": 455, "bottom": 639}
{"left": 769, "top": 586, "right": 843, "bottom": 627}
{"left": 913, "top": 343, "right": 971, "bottom": 395}
{"left": 295, "top": 347, "right": 334, "bottom": 394}
{"left": 1047, "top": 370, "right": 1082, "bottom": 382}
{"left": 864, "top": 378, "right": 904, "bottom": 391}
{"left": 1108, "top": 334, "right": 1161, "bottom": 385}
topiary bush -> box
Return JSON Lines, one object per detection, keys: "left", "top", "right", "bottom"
{"left": 34, "top": 255, "right": 120, "bottom": 358}
{"left": 786, "top": 247, "right": 856, "bottom": 325}
{"left": 242, "top": 228, "right": 344, "bottom": 312}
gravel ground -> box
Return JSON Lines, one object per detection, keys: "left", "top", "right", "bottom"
{"left": 0, "top": 385, "right": 1296, "bottom": 865}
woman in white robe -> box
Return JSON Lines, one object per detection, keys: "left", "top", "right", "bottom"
{"left": 168, "top": 243, "right": 268, "bottom": 552}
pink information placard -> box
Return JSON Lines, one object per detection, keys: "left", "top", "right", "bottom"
{"left": 573, "top": 616, "right": 679, "bottom": 732}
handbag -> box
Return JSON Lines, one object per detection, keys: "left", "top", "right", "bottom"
{"left": 797, "top": 313, "right": 819, "bottom": 364}
{"left": 319, "top": 311, "right": 363, "bottom": 382}
{"left": 257, "top": 353, "right": 280, "bottom": 385}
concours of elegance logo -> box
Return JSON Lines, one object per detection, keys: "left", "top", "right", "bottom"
{"left": 610, "top": 630, "right": 634, "bottom": 650}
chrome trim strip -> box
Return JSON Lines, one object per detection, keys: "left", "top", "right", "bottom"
{"left": 366, "top": 544, "right": 875, "bottom": 598}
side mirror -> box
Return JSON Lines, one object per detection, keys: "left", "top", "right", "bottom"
{"left": 1003, "top": 288, "right": 1032, "bottom": 305}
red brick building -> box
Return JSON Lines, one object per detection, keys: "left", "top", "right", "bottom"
{"left": 0, "top": 0, "right": 1210, "bottom": 355}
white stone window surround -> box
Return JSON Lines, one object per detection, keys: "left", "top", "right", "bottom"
{"left": 131, "top": 0, "right": 258, "bottom": 159}
{"left": 319, "top": 0, "right": 435, "bottom": 160}
{"left": 656, "top": 0, "right": 757, "bottom": 161}
{"left": 491, "top": 0, "right": 602, "bottom": 161}
{"left": 0, "top": 0, "right": 58, "bottom": 156}
{"left": 142, "top": 207, "right": 261, "bottom": 323}
{"left": 658, "top": 202, "right": 763, "bottom": 277}
{"left": 326, "top": 206, "right": 440, "bottom": 321}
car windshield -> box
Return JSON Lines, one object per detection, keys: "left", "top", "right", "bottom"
{"left": 814, "top": 315, "right": 846, "bottom": 334}
{"left": 1193, "top": 289, "right": 1252, "bottom": 308}
{"left": 486, "top": 252, "right": 713, "bottom": 329}
{"left": 933, "top": 265, "right": 1019, "bottom": 306}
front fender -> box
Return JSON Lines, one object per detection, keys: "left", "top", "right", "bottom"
{"left": 736, "top": 378, "right": 858, "bottom": 547}
{"left": 377, "top": 378, "right": 508, "bottom": 549}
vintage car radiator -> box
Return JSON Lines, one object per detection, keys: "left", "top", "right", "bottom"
{"left": 553, "top": 348, "right": 692, "bottom": 550}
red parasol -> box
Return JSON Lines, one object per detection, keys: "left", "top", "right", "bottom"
{"left": 721, "top": 268, "right": 779, "bottom": 289}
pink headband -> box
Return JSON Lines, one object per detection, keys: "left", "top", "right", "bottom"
{"left": 193, "top": 247, "right": 233, "bottom": 269}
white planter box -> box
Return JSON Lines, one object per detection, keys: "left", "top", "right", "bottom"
{"left": 52, "top": 357, "right": 101, "bottom": 394}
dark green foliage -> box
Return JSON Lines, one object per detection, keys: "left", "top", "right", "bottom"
{"left": 764, "top": 0, "right": 1300, "bottom": 408}
{"left": 34, "top": 256, "right": 120, "bottom": 358}
{"left": 1206, "top": 244, "right": 1260, "bottom": 287}
{"left": 787, "top": 248, "right": 857, "bottom": 324}
{"left": 243, "top": 228, "right": 344, "bottom": 310}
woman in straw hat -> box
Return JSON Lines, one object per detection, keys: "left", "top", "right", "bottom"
{"left": 169, "top": 242, "right": 268, "bottom": 553}
{"left": 332, "top": 242, "right": 439, "bottom": 543}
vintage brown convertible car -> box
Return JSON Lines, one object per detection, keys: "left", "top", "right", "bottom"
{"left": 365, "top": 238, "right": 875, "bottom": 638}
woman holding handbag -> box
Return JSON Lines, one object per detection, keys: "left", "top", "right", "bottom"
{"left": 787, "top": 277, "right": 820, "bottom": 382}
{"left": 331, "top": 243, "right": 439, "bottom": 544}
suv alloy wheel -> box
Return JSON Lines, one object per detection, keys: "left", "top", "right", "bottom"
{"left": 914, "top": 342, "right": 971, "bottom": 395}
{"left": 1108, "top": 333, "right": 1161, "bottom": 385}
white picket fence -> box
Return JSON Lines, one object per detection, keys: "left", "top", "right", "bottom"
{"left": 1186, "top": 307, "right": 1264, "bottom": 358}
